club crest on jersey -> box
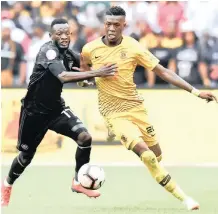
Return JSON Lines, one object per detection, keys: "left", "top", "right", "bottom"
{"left": 120, "top": 51, "right": 127, "bottom": 59}
{"left": 46, "top": 49, "right": 57, "bottom": 60}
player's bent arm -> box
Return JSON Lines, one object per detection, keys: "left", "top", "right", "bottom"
{"left": 152, "top": 64, "right": 197, "bottom": 94}
{"left": 58, "top": 71, "right": 99, "bottom": 83}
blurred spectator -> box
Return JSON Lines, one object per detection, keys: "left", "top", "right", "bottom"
{"left": 79, "top": 18, "right": 101, "bottom": 42}
{"left": 115, "top": 1, "right": 149, "bottom": 35}
{"left": 185, "top": 0, "right": 218, "bottom": 37}
{"left": 68, "top": 18, "right": 86, "bottom": 53}
{"left": 158, "top": 1, "right": 184, "bottom": 36}
{"left": 169, "top": 22, "right": 204, "bottom": 85}
{"left": 147, "top": 32, "right": 173, "bottom": 87}
{"left": 161, "top": 22, "right": 183, "bottom": 49}
{"left": 1, "top": 19, "right": 31, "bottom": 53}
{"left": 10, "top": 2, "right": 33, "bottom": 35}
{"left": 26, "top": 23, "right": 50, "bottom": 84}
{"left": 1, "top": 23, "right": 26, "bottom": 87}
{"left": 1, "top": 1, "right": 218, "bottom": 88}
{"left": 136, "top": 20, "right": 158, "bottom": 49}
{"left": 201, "top": 29, "right": 218, "bottom": 88}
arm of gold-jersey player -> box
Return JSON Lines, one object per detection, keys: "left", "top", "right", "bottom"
{"left": 152, "top": 64, "right": 218, "bottom": 103}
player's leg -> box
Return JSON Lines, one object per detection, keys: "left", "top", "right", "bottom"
{"left": 148, "top": 143, "right": 162, "bottom": 162}
{"left": 131, "top": 106, "right": 199, "bottom": 209}
{"left": 108, "top": 112, "right": 199, "bottom": 210}
{"left": 131, "top": 106, "right": 163, "bottom": 162}
{"left": 1, "top": 107, "right": 49, "bottom": 206}
{"left": 49, "top": 107, "right": 99, "bottom": 198}
{"left": 132, "top": 142, "right": 199, "bottom": 210}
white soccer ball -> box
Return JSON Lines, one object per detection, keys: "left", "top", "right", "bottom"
{"left": 78, "top": 164, "right": 105, "bottom": 190}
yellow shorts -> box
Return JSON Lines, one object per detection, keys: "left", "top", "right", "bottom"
{"left": 105, "top": 104, "right": 158, "bottom": 150}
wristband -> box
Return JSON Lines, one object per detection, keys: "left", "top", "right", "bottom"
{"left": 191, "top": 88, "right": 200, "bottom": 97}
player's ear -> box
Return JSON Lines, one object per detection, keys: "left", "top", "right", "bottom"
{"left": 123, "top": 21, "right": 127, "bottom": 28}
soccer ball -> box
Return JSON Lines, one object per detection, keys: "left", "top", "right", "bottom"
{"left": 78, "top": 164, "right": 105, "bottom": 190}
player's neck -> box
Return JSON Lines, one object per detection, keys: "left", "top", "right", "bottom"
{"left": 102, "top": 36, "right": 123, "bottom": 47}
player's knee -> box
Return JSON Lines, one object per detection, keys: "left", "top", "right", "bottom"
{"left": 132, "top": 141, "right": 149, "bottom": 156}
{"left": 157, "top": 154, "right": 162, "bottom": 162}
{"left": 77, "top": 132, "right": 92, "bottom": 148}
{"left": 18, "top": 151, "right": 35, "bottom": 167}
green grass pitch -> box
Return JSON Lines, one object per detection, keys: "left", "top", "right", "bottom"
{"left": 1, "top": 166, "right": 218, "bottom": 214}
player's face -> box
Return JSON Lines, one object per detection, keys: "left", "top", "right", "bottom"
{"left": 104, "top": 15, "right": 126, "bottom": 43}
{"left": 51, "top": 23, "right": 71, "bottom": 49}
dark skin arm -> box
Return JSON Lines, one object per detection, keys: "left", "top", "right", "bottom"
{"left": 153, "top": 64, "right": 218, "bottom": 103}
{"left": 58, "top": 63, "right": 116, "bottom": 83}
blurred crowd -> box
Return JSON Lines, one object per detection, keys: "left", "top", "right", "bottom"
{"left": 1, "top": 1, "right": 218, "bottom": 88}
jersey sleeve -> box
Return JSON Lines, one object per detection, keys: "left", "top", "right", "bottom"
{"left": 81, "top": 44, "right": 92, "bottom": 66}
{"left": 35, "top": 47, "right": 60, "bottom": 69}
{"left": 134, "top": 41, "right": 160, "bottom": 71}
{"left": 48, "top": 61, "right": 66, "bottom": 77}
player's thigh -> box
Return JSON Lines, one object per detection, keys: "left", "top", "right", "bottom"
{"left": 134, "top": 110, "right": 158, "bottom": 147}
{"left": 107, "top": 117, "right": 144, "bottom": 150}
{"left": 17, "top": 107, "right": 49, "bottom": 153}
{"left": 49, "top": 107, "right": 88, "bottom": 141}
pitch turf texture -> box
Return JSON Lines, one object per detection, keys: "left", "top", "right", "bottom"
{"left": 1, "top": 166, "right": 218, "bottom": 214}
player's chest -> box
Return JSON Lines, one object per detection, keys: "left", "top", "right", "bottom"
{"left": 90, "top": 47, "right": 135, "bottom": 67}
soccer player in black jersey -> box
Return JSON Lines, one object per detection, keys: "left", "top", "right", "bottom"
{"left": 1, "top": 18, "right": 117, "bottom": 206}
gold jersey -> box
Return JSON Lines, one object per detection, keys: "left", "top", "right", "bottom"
{"left": 82, "top": 36, "right": 159, "bottom": 116}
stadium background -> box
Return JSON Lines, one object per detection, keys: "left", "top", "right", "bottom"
{"left": 1, "top": 1, "right": 218, "bottom": 165}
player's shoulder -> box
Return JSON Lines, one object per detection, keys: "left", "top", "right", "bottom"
{"left": 82, "top": 37, "right": 103, "bottom": 52}
{"left": 40, "top": 41, "right": 59, "bottom": 53}
{"left": 122, "top": 36, "right": 145, "bottom": 50}
{"left": 123, "top": 36, "right": 140, "bottom": 45}
{"left": 38, "top": 41, "right": 60, "bottom": 61}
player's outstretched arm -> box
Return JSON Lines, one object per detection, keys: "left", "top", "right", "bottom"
{"left": 152, "top": 64, "right": 218, "bottom": 103}
{"left": 49, "top": 62, "right": 117, "bottom": 83}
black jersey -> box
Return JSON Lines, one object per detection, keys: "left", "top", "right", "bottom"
{"left": 173, "top": 44, "right": 202, "bottom": 85}
{"left": 23, "top": 41, "right": 80, "bottom": 114}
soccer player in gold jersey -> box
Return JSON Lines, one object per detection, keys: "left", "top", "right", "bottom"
{"left": 77, "top": 6, "right": 217, "bottom": 210}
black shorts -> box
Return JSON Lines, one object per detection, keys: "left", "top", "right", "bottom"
{"left": 17, "top": 106, "right": 88, "bottom": 153}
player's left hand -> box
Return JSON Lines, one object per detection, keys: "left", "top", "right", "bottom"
{"left": 77, "top": 80, "right": 94, "bottom": 87}
{"left": 199, "top": 92, "right": 218, "bottom": 103}
{"left": 72, "top": 54, "right": 90, "bottom": 72}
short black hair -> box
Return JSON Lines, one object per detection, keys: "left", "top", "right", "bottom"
{"left": 105, "top": 6, "right": 126, "bottom": 16}
{"left": 50, "top": 18, "right": 68, "bottom": 29}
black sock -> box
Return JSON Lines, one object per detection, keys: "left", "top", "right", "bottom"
{"left": 75, "top": 147, "right": 91, "bottom": 181}
{"left": 7, "top": 156, "right": 26, "bottom": 185}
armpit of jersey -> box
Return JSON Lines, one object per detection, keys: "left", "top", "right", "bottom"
{"left": 35, "top": 42, "right": 60, "bottom": 69}
{"left": 63, "top": 49, "right": 80, "bottom": 70}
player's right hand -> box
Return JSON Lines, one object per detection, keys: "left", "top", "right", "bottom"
{"left": 199, "top": 91, "right": 218, "bottom": 103}
{"left": 97, "top": 63, "right": 118, "bottom": 77}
